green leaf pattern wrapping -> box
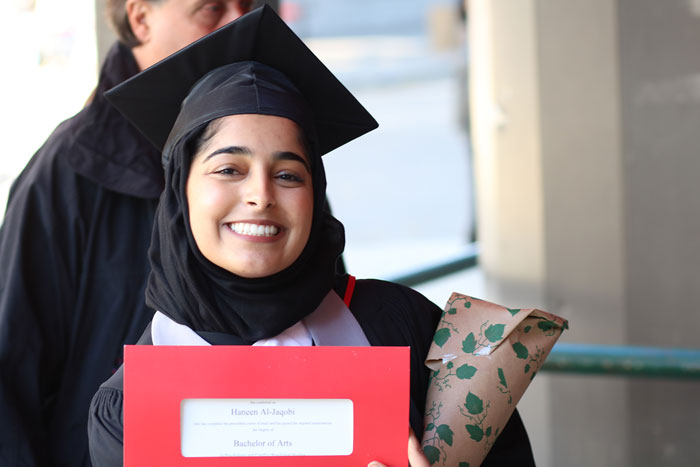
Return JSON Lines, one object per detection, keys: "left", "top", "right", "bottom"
{"left": 436, "top": 424, "right": 454, "bottom": 446}
{"left": 484, "top": 324, "right": 505, "bottom": 343}
{"left": 496, "top": 367, "right": 512, "bottom": 403}
{"left": 433, "top": 328, "right": 451, "bottom": 347}
{"left": 464, "top": 392, "right": 483, "bottom": 415}
{"left": 497, "top": 368, "right": 507, "bottom": 388}
{"left": 537, "top": 319, "right": 557, "bottom": 335}
{"left": 507, "top": 319, "right": 559, "bottom": 377}
{"left": 433, "top": 295, "right": 473, "bottom": 349}
{"left": 512, "top": 342, "right": 529, "bottom": 359}
{"left": 462, "top": 333, "right": 477, "bottom": 354}
{"left": 430, "top": 362, "right": 478, "bottom": 392}
{"left": 423, "top": 402, "right": 450, "bottom": 465}
{"left": 423, "top": 445, "right": 441, "bottom": 465}
{"left": 465, "top": 424, "right": 483, "bottom": 441}
{"left": 457, "top": 391, "right": 499, "bottom": 452}
{"left": 423, "top": 292, "right": 568, "bottom": 466}
{"left": 456, "top": 364, "right": 477, "bottom": 380}
{"left": 456, "top": 321, "right": 511, "bottom": 357}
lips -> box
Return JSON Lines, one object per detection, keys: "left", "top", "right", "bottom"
{"left": 227, "top": 222, "right": 280, "bottom": 237}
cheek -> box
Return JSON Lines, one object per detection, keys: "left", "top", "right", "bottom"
{"left": 194, "top": 186, "right": 230, "bottom": 213}
{"left": 187, "top": 178, "right": 233, "bottom": 238}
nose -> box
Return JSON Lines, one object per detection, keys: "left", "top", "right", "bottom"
{"left": 243, "top": 172, "right": 275, "bottom": 210}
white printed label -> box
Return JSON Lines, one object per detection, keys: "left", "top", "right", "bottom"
{"left": 181, "top": 399, "right": 354, "bottom": 457}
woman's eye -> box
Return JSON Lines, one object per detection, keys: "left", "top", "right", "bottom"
{"left": 214, "top": 167, "right": 240, "bottom": 176}
{"left": 276, "top": 172, "right": 304, "bottom": 184}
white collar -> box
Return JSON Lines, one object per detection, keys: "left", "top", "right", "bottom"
{"left": 151, "top": 311, "right": 313, "bottom": 347}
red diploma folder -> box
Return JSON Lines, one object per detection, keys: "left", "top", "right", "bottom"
{"left": 124, "top": 345, "right": 410, "bottom": 466}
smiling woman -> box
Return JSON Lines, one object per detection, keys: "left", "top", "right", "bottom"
{"left": 186, "top": 114, "right": 314, "bottom": 278}
{"left": 87, "top": 6, "right": 534, "bottom": 467}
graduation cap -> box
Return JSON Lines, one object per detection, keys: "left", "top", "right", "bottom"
{"left": 105, "top": 4, "right": 378, "bottom": 162}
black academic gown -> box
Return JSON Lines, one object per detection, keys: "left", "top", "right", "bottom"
{"left": 0, "top": 43, "right": 163, "bottom": 466}
{"left": 88, "top": 278, "right": 535, "bottom": 466}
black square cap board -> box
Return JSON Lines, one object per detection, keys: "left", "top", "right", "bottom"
{"left": 104, "top": 4, "right": 378, "bottom": 159}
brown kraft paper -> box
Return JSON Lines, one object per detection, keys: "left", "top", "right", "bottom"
{"left": 421, "top": 292, "right": 568, "bottom": 466}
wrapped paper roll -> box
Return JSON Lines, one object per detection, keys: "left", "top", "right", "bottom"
{"left": 422, "top": 293, "right": 568, "bottom": 466}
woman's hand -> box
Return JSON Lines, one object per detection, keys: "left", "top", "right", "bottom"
{"left": 367, "top": 427, "right": 430, "bottom": 467}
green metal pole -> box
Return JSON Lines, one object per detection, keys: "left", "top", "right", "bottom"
{"left": 542, "top": 343, "right": 700, "bottom": 379}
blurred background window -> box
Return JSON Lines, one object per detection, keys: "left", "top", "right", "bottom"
{"left": 281, "top": 0, "right": 475, "bottom": 296}
{"left": 0, "top": 0, "right": 98, "bottom": 214}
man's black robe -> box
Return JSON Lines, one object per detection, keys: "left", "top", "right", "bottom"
{"left": 0, "top": 43, "right": 163, "bottom": 466}
{"left": 89, "top": 278, "right": 535, "bottom": 466}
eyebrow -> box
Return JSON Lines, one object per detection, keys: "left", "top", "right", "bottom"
{"left": 203, "top": 146, "right": 311, "bottom": 173}
{"left": 203, "top": 145, "right": 251, "bottom": 161}
{"left": 275, "top": 151, "right": 311, "bottom": 173}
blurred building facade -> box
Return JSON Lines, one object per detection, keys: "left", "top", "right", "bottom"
{"left": 469, "top": 0, "right": 700, "bottom": 465}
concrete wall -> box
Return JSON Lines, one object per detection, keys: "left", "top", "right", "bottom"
{"left": 469, "top": 0, "right": 545, "bottom": 296}
{"left": 469, "top": 0, "right": 700, "bottom": 465}
{"left": 617, "top": 0, "right": 700, "bottom": 464}
{"left": 536, "top": 2, "right": 630, "bottom": 465}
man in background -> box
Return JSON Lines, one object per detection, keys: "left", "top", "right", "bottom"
{"left": 0, "top": 1, "right": 255, "bottom": 465}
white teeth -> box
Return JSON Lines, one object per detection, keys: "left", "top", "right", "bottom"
{"left": 230, "top": 222, "right": 279, "bottom": 237}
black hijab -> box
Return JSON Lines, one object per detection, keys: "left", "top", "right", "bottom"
{"left": 145, "top": 62, "right": 346, "bottom": 343}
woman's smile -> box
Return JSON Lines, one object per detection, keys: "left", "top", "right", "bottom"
{"left": 225, "top": 221, "right": 282, "bottom": 239}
